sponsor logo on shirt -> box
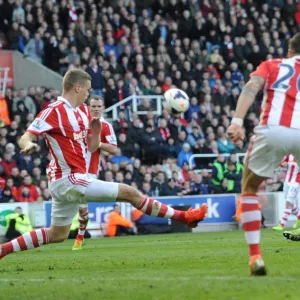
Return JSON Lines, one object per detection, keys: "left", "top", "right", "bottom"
{"left": 31, "top": 119, "right": 41, "bottom": 130}
{"left": 73, "top": 130, "right": 88, "bottom": 141}
{"left": 106, "top": 135, "right": 117, "bottom": 144}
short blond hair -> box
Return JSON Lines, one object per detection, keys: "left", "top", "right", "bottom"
{"left": 63, "top": 69, "right": 91, "bottom": 92}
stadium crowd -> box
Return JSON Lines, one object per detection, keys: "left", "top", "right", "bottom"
{"left": 0, "top": 0, "right": 294, "bottom": 202}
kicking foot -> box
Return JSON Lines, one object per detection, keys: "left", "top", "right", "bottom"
{"left": 249, "top": 255, "right": 267, "bottom": 276}
{"left": 272, "top": 225, "right": 283, "bottom": 232}
{"left": 185, "top": 204, "right": 208, "bottom": 228}
{"left": 72, "top": 239, "right": 83, "bottom": 251}
{"left": 283, "top": 228, "right": 300, "bottom": 241}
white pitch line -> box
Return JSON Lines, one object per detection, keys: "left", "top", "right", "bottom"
{"left": 0, "top": 276, "right": 298, "bottom": 283}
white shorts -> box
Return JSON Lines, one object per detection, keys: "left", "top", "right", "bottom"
{"left": 283, "top": 182, "right": 300, "bottom": 203}
{"left": 49, "top": 173, "right": 118, "bottom": 226}
{"left": 78, "top": 174, "right": 97, "bottom": 209}
{"left": 245, "top": 125, "right": 300, "bottom": 178}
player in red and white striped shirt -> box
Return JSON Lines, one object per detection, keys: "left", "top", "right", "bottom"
{"left": 0, "top": 69, "right": 207, "bottom": 260}
{"left": 73, "top": 95, "right": 118, "bottom": 250}
{"left": 227, "top": 33, "right": 300, "bottom": 275}
{"left": 273, "top": 155, "right": 300, "bottom": 231}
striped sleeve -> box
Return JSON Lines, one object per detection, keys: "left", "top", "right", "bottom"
{"left": 250, "top": 60, "right": 270, "bottom": 81}
{"left": 102, "top": 122, "right": 117, "bottom": 146}
{"left": 27, "top": 108, "right": 58, "bottom": 135}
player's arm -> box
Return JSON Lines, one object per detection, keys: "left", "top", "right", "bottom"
{"left": 228, "top": 75, "right": 265, "bottom": 143}
{"left": 233, "top": 75, "right": 265, "bottom": 120}
{"left": 99, "top": 142, "right": 118, "bottom": 154}
{"left": 19, "top": 132, "right": 39, "bottom": 155}
{"left": 100, "top": 122, "right": 118, "bottom": 155}
{"left": 87, "top": 117, "right": 102, "bottom": 153}
{"left": 19, "top": 108, "right": 57, "bottom": 155}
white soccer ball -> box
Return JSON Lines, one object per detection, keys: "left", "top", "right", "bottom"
{"left": 163, "top": 88, "right": 190, "bottom": 115}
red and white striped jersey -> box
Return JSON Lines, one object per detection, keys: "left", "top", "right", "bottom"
{"left": 281, "top": 154, "right": 300, "bottom": 183}
{"left": 27, "top": 97, "right": 91, "bottom": 181}
{"left": 251, "top": 56, "right": 300, "bottom": 128}
{"left": 87, "top": 118, "right": 117, "bottom": 176}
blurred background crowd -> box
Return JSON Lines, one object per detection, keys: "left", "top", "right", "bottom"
{"left": 0, "top": 0, "right": 294, "bottom": 202}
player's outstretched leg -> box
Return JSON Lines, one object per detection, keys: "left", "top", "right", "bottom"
{"left": 273, "top": 202, "right": 293, "bottom": 232}
{"left": 0, "top": 225, "right": 70, "bottom": 259}
{"left": 118, "top": 185, "right": 208, "bottom": 227}
{"left": 240, "top": 167, "right": 267, "bottom": 276}
{"left": 72, "top": 206, "right": 89, "bottom": 251}
{"left": 86, "top": 181, "right": 208, "bottom": 227}
{"left": 274, "top": 183, "right": 299, "bottom": 231}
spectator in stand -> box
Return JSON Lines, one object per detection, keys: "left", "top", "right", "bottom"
{"left": 86, "top": 57, "right": 104, "bottom": 97}
{"left": 211, "top": 155, "right": 227, "bottom": 193}
{"left": 1, "top": 187, "right": 16, "bottom": 203}
{"left": 32, "top": 167, "right": 46, "bottom": 186}
{"left": 24, "top": 32, "right": 44, "bottom": 64}
{"left": 118, "top": 133, "right": 134, "bottom": 159}
{"left": 167, "top": 137, "right": 179, "bottom": 159}
{"left": 161, "top": 178, "right": 182, "bottom": 196}
{"left": 141, "top": 125, "right": 168, "bottom": 164}
{"left": 106, "top": 204, "right": 135, "bottom": 237}
{"left": 159, "top": 119, "right": 171, "bottom": 142}
{"left": 177, "top": 143, "right": 195, "bottom": 168}
{"left": 187, "top": 126, "right": 205, "bottom": 147}
{"left": 152, "top": 171, "right": 166, "bottom": 196}
{"left": 110, "top": 148, "right": 133, "bottom": 167}
{"left": 17, "top": 154, "right": 34, "bottom": 175}
{"left": 172, "top": 170, "right": 184, "bottom": 187}
{"left": 42, "top": 189, "right": 52, "bottom": 201}
{"left": 217, "top": 126, "right": 236, "bottom": 154}
{"left": 190, "top": 174, "right": 209, "bottom": 195}
{"left": 123, "top": 171, "right": 133, "bottom": 186}
{"left": 17, "top": 175, "right": 39, "bottom": 202}
{"left": 141, "top": 181, "right": 154, "bottom": 197}
{"left": 13, "top": 89, "right": 37, "bottom": 117}
{"left": 0, "top": 153, "right": 17, "bottom": 177}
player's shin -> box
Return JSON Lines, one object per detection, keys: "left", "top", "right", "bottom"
{"left": 0, "top": 228, "right": 49, "bottom": 259}
{"left": 76, "top": 212, "right": 89, "bottom": 241}
{"left": 240, "top": 194, "right": 261, "bottom": 258}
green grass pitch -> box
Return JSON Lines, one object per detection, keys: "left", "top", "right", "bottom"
{"left": 0, "top": 230, "right": 299, "bottom": 300}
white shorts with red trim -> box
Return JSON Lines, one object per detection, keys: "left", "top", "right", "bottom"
{"left": 78, "top": 173, "right": 98, "bottom": 209}
{"left": 283, "top": 182, "right": 300, "bottom": 204}
{"left": 49, "top": 173, "right": 118, "bottom": 226}
{"left": 244, "top": 125, "right": 300, "bottom": 178}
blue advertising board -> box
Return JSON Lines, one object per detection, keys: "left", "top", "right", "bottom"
{"left": 44, "top": 195, "right": 236, "bottom": 227}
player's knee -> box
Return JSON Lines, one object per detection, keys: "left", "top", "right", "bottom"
{"left": 79, "top": 207, "right": 88, "bottom": 216}
{"left": 118, "top": 184, "right": 142, "bottom": 203}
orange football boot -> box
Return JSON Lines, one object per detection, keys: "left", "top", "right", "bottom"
{"left": 185, "top": 204, "right": 208, "bottom": 228}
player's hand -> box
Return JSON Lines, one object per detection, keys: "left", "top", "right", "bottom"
{"left": 20, "top": 142, "right": 38, "bottom": 155}
{"left": 227, "top": 123, "right": 245, "bottom": 144}
{"left": 89, "top": 117, "right": 102, "bottom": 133}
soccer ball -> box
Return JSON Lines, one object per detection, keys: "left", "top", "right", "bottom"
{"left": 163, "top": 88, "right": 190, "bottom": 115}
